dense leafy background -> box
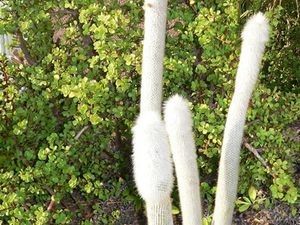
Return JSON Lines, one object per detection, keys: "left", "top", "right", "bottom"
{"left": 0, "top": 0, "right": 299, "bottom": 224}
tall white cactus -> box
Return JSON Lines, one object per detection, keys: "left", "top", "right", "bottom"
{"left": 140, "top": 0, "right": 168, "bottom": 114}
{"left": 213, "top": 12, "right": 269, "bottom": 225}
{"left": 164, "top": 95, "right": 202, "bottom": 225}
{"left": 132, "top": 0, "right": 173, "bottom": 225}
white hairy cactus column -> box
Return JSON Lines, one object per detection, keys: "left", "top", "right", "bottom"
{"left": 132, "top": 112, "right": 173, "bottom": 225}
{"left": 140, "top": 0, "right": 168, "bottom": 114}
{"left": 164, "top": 95, "right": 202, "bottom": 225}
{"left": 213, "top": 13, "right": 269, "bottom": 225}
{"left": 132, "top": 0, "right": 173, "bottom": 224}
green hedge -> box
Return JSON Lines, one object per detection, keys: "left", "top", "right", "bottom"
{"left": 0, "top": 0, "right": 299, "bottom": 224}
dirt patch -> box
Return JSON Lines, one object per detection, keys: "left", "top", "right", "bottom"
{"left": 107, "top": 201, "right": 299, "bottom": 225}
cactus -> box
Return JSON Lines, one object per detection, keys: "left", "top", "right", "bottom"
{"left": 164, "top": 95, "right": 203, "bottom": 225}
{"left": 132, "top": 0, "right": 174, "bottom": 225}
{"left": 132, "top": 1, "right": 269, "bottom": 223}
{"left": 213, "top": 13, "right": 269, "bottom": 225}
{"left": 132, "top": 112, "right": 173, "bottom": 225}
{"left": 140, "top": 0, "right": 168, "bottom": 114}
{"left": 0, "top": 34, "right": 11, "bottom": 56}
{"left": 0, "top": 3, "right": 11, "bottom": 57}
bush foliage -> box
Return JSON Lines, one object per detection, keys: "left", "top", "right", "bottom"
{"left": 0, "top": 0, "right": 299, "bottom": 224}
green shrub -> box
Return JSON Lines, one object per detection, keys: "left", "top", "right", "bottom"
{"left": 0, "top": 0, "right": 299, "bottom": 224}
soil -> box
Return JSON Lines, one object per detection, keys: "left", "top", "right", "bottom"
{"left": 95, "top": 199, "right": 299, "bottom": 225}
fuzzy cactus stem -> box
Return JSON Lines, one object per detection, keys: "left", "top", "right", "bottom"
{"left": 132, "top": 112, "right": 173, "bottom": 225}
{"left": 213, "top": 12, "right": 269, "bottom": 225}
{"left": 132, "top": 0, "right": 173, "bottom": 224}
{"left": 140, "top": 0, "right": 168, "bottom": 114}
{"left": 146, "top": 198, "right": 173, "bottom": 225}
{"left": 164, "top": 95, "right": 202, "bottom": 225}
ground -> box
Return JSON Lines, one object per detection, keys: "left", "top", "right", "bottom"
{"left": 96, "top": 199, "right": 299, "bottom": 225}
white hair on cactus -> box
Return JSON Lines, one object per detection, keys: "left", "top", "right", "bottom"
{"left": 132, "top": 0, "right": 173, "bottom": 224}
{"left": 213, "top": 12, "right": 269, "bottom": 225}
{"left": 235, "top": 12, "right": 270, "bottom": 95}
{"left": 140, "top": 0, "right": 168, "bottom": 114}
{"left": 132, "top": 111, "right": 173, "bottom": 203}
{"left": 164, "top": 95, "right": 193, "bottom": 131}
{"left": 164, "top": 94, "right": 202, "bottom": 225}
{"left": 241, "top": 12, "right": 269, "bottom": 44}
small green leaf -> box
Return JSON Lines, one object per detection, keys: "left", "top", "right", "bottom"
{"left": 236, "top": 199, "right": 247, "bottom": 205}
{"left": 84, "top": 182, "right": 93, "bottom": 194}
{"left": 68, "top": 175, "right": 77, "bottom": 189}
{"left": 172, "top": 205, "right": 180, "bottom": 215}
{"left": 243, "top": 196, "right": 251, "bottom": 203}
{"left": 90, "top": 114, "right": 101, "bottom": 125}
{"left": 238, "top": 203, "right": 250, "bottom": 212}
{"left": 248, "top": 186, "right": 257, "bottom": 202}
{"left": 78, "top": 104, "right": 88, "bottom": 114}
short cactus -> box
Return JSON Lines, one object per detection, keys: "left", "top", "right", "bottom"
{"left": 164, "top": 95, "right": 203, "bottom": 225}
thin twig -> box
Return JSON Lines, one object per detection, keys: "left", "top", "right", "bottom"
{"left": 43, "top": 184, "right": 55, "bottom": 195}
{"left": 0, "top": 60, "right": 11, "bottom": 125}
{"left": 0, "top": 206, "right": 15, "bottom": 212}
{"left": 47, "top": 195, "right": 55, "bottom": 211}
{"left": 75, "top": 125, "right": 89, "bottom": 140}
{"left": 15, "top": 29, "right": 37, "bottom": 65}
{"left": 184, "top": 0, "right": 198, "bottom": 15}
{"left": 50, "top": 8, "right": 95, "bottom": 48}
{"left": 296, "top": 0, "right": 300, "bottom": 19}
{"left": 0, "top": 60, "right": 9, "bottom": 85}
{"left": 243, "top": 139, "right": 276, "bottom": 178}
{"left": 50, "top": 8, "right": 79, "bottom": 17}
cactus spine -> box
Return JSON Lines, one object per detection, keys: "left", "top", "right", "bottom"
{"left": 164, "top": 95, "right": 202, "bottom": 225}
{"left": 132, "top": 0, "right": 173, "bottom": 225}
{"left": 213, "top": 13, "right": 269, "bottom": 225}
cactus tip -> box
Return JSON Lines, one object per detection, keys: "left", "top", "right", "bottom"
{"left": 164, "top": 94, "right": 193, "bottom": 131}
{"left": 241, "top": 12, "right": 269, "bottom": 44}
